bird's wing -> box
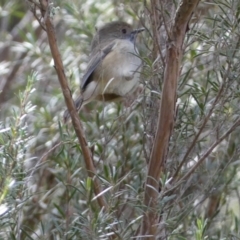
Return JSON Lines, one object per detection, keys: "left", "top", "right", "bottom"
{"left": 81, "top": 41, "right": 116, "bottom": 91}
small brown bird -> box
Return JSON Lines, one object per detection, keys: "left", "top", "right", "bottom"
{"left": 64, "top": 21, "right": 144, "bottom": 122}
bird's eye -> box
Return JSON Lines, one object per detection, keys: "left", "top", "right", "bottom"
{"left": 122, "top": 29, "right": 127, "bottom": 34}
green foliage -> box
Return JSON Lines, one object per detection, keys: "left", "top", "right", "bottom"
{"left": 1, "top": 0, "right": 240, "bottom": 239}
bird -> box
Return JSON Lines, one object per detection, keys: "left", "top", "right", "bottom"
{"left": 64, "top": 21, "right": 144, "bottom": 122}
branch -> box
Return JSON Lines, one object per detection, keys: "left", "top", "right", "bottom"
{"left": 0, "top": 11, "right": 36, "bottom": 104}
{"left": 0, "top": 51, "right": 28, "bottom": 104}
{"left": 140, "top": 0, "right": 200, "bottom": 238}
{"left": 172, "top": 34, "right": 240, "bottom": 180}
{"left": 179, "top": 119, "right": 240, "bottom": 183}
{"left": 164, "top": 118, "right": 240, "bottom": 197}
{"left": 33, "top": 0, "right": 107, "bottom": 210}
{"left": 173, "top": 83, "right": 225, "bottom": 179}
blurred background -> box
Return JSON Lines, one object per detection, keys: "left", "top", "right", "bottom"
{"left": 1, "top": 0, "right": 240, "bottom": 239}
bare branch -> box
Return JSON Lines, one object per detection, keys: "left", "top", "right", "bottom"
{"left": 140, "top": 0, "right": 200, "bottom": 238}
{"left": 31, "top": 0, "right": 108, "bottom": 210}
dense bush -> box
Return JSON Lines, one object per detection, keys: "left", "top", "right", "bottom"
{"left": 0, "top": 0, "right": 240, "bottom": 239}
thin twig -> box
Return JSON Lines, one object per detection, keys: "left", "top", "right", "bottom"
{"left": 179, "top": 119, "right": 240, "bottom": 183}
{"left": 165, "top": 119, "right": 240, "bottom": 195}
{"left": 173, "top": 38, "right": 237, "bottom": 179}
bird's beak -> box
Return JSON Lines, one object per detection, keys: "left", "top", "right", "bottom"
{"left": 130, "top": 28, "right": 144, "bottom": 42}
{"left": 131, "top": 28, "right": 145, "bottom": 35}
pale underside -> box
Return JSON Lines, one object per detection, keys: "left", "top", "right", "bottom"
{"left": 81, "top": 39, "right": 142, "bottom": 104}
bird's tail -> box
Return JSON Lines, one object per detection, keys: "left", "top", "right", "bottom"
{"left": 63, "top": 96, "right": 83, "bottom": 123}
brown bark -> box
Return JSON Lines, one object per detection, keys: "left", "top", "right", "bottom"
{"left": 140, "top": 0, "right": 201, "bottom": 238}
{"left": 33, "top": 0, "right": 108, "bottom": 210}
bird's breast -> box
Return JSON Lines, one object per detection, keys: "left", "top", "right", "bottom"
{"left": 93, "top": 40, "right": 142, "bottom": 96}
